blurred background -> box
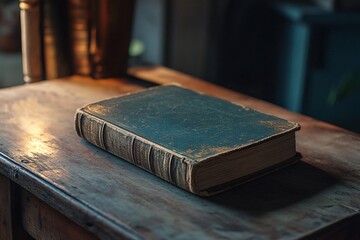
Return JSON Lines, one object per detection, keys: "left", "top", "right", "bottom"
{"left": 0, "top": 0, "right": 360, "bottom": 133}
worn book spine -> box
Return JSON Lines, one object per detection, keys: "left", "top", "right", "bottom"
{"left": 88, "top": 0, "right": 135, "bottom": 78}
{"left": 75, "top": 108, "right": 196, "bottom": 193}
{"left": 68, "top": 0, "right": 91, "bottom": 76}
{"left": 42, "top": 0, "right": 72, "bottom": 79}
{"left": 19, "top": 0, "right": 44, "bottom": 82}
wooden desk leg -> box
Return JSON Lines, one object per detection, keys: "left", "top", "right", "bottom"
{"left": 0, "top": 173, "right": 13, "bottom": 240}
{"left": 1, "top": 173, "right": 95, "bottom": 240}
{"left": 20, "top": 188, "right": 98, "bottom": 240}
{"left": 0, "top": 174, "right": 33, "bottom": 240}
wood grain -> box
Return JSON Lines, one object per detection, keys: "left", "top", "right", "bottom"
{"left": 0, "top": 66, "right": 359, "bottom": 239}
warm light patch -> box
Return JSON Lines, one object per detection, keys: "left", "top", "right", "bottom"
{"left": 7, "top": 97, "right": 58, "bottom": 159}
{"left": 22, "top": 125, "right": 57, "bottom": 159}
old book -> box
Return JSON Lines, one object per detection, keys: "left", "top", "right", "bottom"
{"left": 88, "top": 0, "right": 134, "bottom": 79}
{"left": 42, "top": 0, "right": 72, "bottom": 79}
{"left": 75, "top": 85, "right": 300, "bottom": 196}
{"left": 68, "top": 0, "right": 91, "bottom": 76}
{"left": 19, "top": 0, "right": 134, "bottom": 81}
{"left": 20, "top": 0, "right": 72, "bottom": 81}
{"left": 19, "top": 0, "right": 44, "bottom": 82}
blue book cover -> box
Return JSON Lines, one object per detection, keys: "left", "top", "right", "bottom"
{"left": 75, "top": 85, "right": 300, "bottom": 196}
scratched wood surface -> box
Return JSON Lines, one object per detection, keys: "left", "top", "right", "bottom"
{"left": 0, "top": 66, "right": 360, "bottom": 239}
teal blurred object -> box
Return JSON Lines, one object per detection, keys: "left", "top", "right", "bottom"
{"left": 273, "top": 3, "right": 360, "bottom": 133}
{"left": 328, "top": 71, "right": 360, "bottom": 105}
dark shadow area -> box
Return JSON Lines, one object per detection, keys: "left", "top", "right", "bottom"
{"left": 82, "top": 134, "right": 341, "bottom": 214}
{"left": 208, "top": 160, "right": 340, "bottom": 213}
{"left": 214, "top": 0, "right": 279, "bottom": 100}
{"left": 302, "top": 213, "right": 360, "bottom": 240}
{"left": 125, "top": 73, "right": 158, "bottom": 88}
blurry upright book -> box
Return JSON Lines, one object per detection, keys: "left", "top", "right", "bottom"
{"left": 19, "top": 0, "right": 135, "bottom": 81}
{"left": 75, "top": 85, "right": 300, "bottom": 196}
{"left": 19, "top": 0, "right": 43, "bottom": 82}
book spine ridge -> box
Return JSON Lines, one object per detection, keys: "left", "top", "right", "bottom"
{"left": 74, "top": 111, "right": 84, "bottom": 138}
{"left": 75, "top": 109, "right": 193, "bottom": 192}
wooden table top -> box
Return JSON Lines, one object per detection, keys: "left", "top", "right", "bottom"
{"left": 0, "top": 66, "right": 360, "bottom": 239}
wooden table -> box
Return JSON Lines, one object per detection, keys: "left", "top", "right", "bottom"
{"left": 1, "top": 66, "right": 360, "bottom": 239}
